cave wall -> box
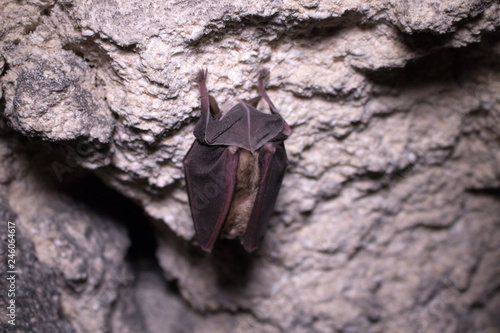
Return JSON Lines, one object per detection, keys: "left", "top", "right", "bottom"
{"left": 1, "top": 1, "right": 500, "bottom": 332}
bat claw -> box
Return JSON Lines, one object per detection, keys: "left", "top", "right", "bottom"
{"left": 258, "top": 67, "right": 270, "bottom": 81}
{"left": 197, "top": 68, "right": 208, "bottom": 83}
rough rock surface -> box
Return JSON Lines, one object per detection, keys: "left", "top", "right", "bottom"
{"left": 1, "top": 0, "right": 500, "bottom": 332}
{"left": 0, "top": 131, "right": 144, "bottom": 332}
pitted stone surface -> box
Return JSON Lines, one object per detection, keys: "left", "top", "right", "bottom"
{"left": 1, "top": 0, "right": 500, "bottom": 332}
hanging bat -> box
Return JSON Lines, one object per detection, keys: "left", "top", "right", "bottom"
{"left": 183, "top": 68, "right": 291, "bottom": 253}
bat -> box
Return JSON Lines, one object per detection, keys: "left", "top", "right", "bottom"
{"left": 183, "top": 68, "right": 291, "bottom": 253}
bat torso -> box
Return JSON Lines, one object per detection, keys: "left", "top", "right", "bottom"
{"left": 222, "top": 149, "right": 260, "bottom": 239}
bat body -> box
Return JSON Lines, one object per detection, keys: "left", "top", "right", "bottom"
{"left": 183, "top": 68, "right": 291, "bottom": 253}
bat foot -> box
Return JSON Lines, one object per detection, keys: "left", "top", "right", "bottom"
{"left": 197, "top": 68, "right": 208, "bottom": 83}
{"left": 258, "top": 67, "right": 270, "bottom": 81}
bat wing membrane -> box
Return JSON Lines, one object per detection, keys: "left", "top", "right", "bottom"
{"left": 242, "top": 141, "right": 288, "bottom": 252}
{"left": 183, "top": 141, "right": 239, "bottom": 252}
{"left": 205, "top": 103, "right": 284, "bottom": 152}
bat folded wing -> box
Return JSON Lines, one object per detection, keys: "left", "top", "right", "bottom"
{"left": 183, "top": 141, "right": 239, "bottom": 252}
{"left": 242, "top": 141, "right": 288, "bottom": 252}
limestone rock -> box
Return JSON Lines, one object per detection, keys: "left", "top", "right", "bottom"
{"left": 1, "top": 0, "right": 500, "bottom": 332}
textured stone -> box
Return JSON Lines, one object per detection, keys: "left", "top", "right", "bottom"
{"left": 1, "top": 0, "right": 500, "bottom": 332}
{"left": 0, "top": 133, "right": 144, "bottom": 332}
{"left": 0, "top": 196, "right": 76, "bottom": 333}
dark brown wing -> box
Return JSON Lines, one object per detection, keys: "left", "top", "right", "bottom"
{"left": 242, "top": 141, "right": 288, "bottom": 252}
{"left": 193, "top": 69, "right": 289, "bottom": 153}
{"left": 183, "top": 141, "right": 239, "bottom": 252}
{"left": 202, "top": 102, "right": 285, "bottom": 153}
